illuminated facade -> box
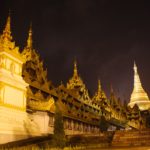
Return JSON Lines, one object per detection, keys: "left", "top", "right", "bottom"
{"left": 0, "top": 15, "right": 42, "bottom": 144}
{"left": 0, "top": 16, "right": 147, "bottom": 144}
{"left": 128, "top": 62, "right": 150, "bottom": 110}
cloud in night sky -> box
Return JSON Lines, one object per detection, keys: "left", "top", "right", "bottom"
{"left": 1, "top": 0, "right": 150, "bottom": 102}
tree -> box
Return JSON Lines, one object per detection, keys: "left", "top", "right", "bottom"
{"left": 99, "top": 115, "right": 109, "bottom": 132}
{"left": 53, "top": 103, "right": 66, "bottom": 148}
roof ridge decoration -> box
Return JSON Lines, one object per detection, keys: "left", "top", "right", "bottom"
{"left": 66, "top": 60, "right": 90, "bottom": 102}
{"left": 92, "top": 80, "right": 107, "bottom": 102}
{"left": 0, "top": 14, "right": 19, "bottom": 54}
{"left": 22, "top": 25, "right": 51, "bottom": 87}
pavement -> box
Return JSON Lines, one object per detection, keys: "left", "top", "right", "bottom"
{"left": 94, "top": 147, "right": 150, "bottom": 150}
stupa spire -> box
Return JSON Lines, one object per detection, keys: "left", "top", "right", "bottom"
{"left": 98, "top": 79, "right": 101, "bottom": 93}
{"left": 73, "top": 60, "right": 78, "bottom": 77}
{"left": 67, "top": 60, "right": 84, "bottom": 90}
{"left": 134, "top": 61, "right": 137, "bottom": 74}
{"left": 133, "top": 62, "right": 144, "bottom": 92}
{"left": 0, "top": 13, "right": 19, "bottom": 52}
{"left": 27, "top": 24, "right": 33, "bottom": 49}
{"left": 2, "top": 13, "right": 12, "bottom": 42}
{"left": 128, "top": 62, "right": 150, "bottom": 110}
{"left": 92, "top": 79, "right": 107, "bottom": 102}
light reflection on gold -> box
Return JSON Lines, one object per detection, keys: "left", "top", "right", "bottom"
{"left": 128, "top": 62, "right": 150, "bottom": 110}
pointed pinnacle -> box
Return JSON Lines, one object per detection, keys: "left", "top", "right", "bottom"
{"left": 134, "top": 61, "right": 137, "bottom": 68}
{"left": 134, "top": 61, "right": 137, "bottom": 73}
{"left": 27, "top": 23, "right": 33, "bottom": 48}
{"left": 2, "top": 14, "right": 12, "bottom": 41}
{"left": 73, "top": 60, "right": 78, "bottom": 76}
{"left": 98, "top": 79, "right": 101, "bottom": 92}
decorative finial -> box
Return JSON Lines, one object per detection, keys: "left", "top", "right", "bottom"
{"left": 2, "top": 13, "right": 12, "bottom": 41}
{"left": 73, "top": 60, "right": 78, "bottom": 76}
{"left": 27, "top": 23, "right": 33, "bottom": 48}
{"left": 98, "top": 79, "right": 101, "bottom": 92}
{"left": 134, "top": 61, "right": 137, "bottom": 74}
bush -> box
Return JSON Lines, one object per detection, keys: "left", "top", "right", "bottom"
{"left": 99, "top": 116, "right": 109, "bottom": 132}
{"left": 53, "top": 103, "right": 66, "bottom": 148}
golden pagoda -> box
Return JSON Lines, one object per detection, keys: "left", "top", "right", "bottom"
{"left": 66, "top": 60, "right": 90, "bottom": 102}
{"left": 128, "top": 62, "right": 150, "bottom": 110}
{"left": 67, "top": 60, "right": 84, "bottom": 90}
{"left": 92, "top": 80, "right": 107, "bottom": 103}
{"left": 21, "top": 25, "right": 54, "bottom": 111}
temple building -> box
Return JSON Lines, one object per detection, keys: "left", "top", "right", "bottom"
{"left": 128, "top": 62, "right": 150, "bottom": 110}
{"left": 0, "top": 15, "right": 39, "bottom": 144}
{"left": 0, "top": 15, "right": 148, "bottom": 144}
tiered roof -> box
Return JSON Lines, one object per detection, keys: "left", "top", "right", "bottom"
{"left": 66, "top": 61, "right": 90, "bottom": 103}
{"left": 21, "top": 26, "right": 55, "bottom": 111}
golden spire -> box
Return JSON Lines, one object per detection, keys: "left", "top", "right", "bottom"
{"left": 67, "top": 60, "right": 84, "bottom": 90}
{"left": 0, "top": 13, "right": 19, "bottom": 53}
{"left": 133, "top": 62, "right": 145, "bottom": 92}
{"left": 98, "top": 79, "right": 101, "bottom": 93}
{"left": 27, "top": 24, "right": 33, "bottom": 49}
{"left": 128, "top": 62, "right": 150, "bottom": 110}
{"left": 134, "top": 61, "right": 137, "bottom": 74}
{"left": 2, "top": 14, "right": 12, "bottom": 42}
{"left": 92, "top": 79, "right": 106, "bottom": 102}
{"left": 73, "top": 60, "right": 78, "bottom": 77}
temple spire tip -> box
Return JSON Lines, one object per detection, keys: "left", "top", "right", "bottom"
{"left": 98, "top": 79, "right": 101, "bottom": 91}
{"left": 73, "top": 59, "right": 78, "bottom": 76}
{"left": 2, "top": 12, "right": 12, "bottom": 41}
{"left": 27, "top": 23, "right": 33, "bottom": 48}
{"left": 133, "top": 61, "right": 137, "bottom": 73}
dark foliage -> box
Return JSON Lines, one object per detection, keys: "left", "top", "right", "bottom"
{"left": 52, "top": 103, "right": 66, "bottom": 148}
{"left": 99, "top": 116, "right": 109, "bottom": 132}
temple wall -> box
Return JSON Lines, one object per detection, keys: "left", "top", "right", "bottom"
{"left": 29, "top": 111, "right": 53, "bottom": 135}
{"left": 28, "top": 111, "right": 100, "bottom": 136}
{"left": 0, "top": 106, "right": 42, "bottom": 144}
{"left": 63, "top": 118, "right": 99, "bottom": 135}
{"left": 4, "top": 86, "right": 24, "bottom": 107}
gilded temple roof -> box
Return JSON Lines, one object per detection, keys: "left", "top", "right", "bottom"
{"left": 66, "top": 61, "right": 90, "bottom": 103}
{"left": 21, "top": 26, "right": 53, "bottom": 91}
{"left": 92, "top": 80, "right": 107, "bottom": 103}
{"left": 21, "top": 25, "right": 55, "bottom": 112}
{"left": 0, "top": 15, "right": 22, "bottom": 60}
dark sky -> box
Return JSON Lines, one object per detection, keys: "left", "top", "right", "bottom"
{"left": 1, "top": 0, "right": 150, "bottom": 102}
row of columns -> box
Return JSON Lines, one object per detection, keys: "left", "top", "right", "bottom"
{"left": 64, "top": 118, "right": 99, "bottom": 134}
{"left": 48, "top": 115, "right": 99, "bottom": 134}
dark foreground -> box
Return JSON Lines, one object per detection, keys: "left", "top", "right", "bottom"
{"left": 1, "top": 130, "right": 150, "bottom": 150}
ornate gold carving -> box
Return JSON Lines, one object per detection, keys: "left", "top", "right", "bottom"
{"left": 92, "top": 80, "right": 107, "bottom": 103}
{"left": 0, "top": 15, "right": 20, "bottom": 55}
{"left": 27, "top": 98, "right": 54, "bottom": 111}
{"left": 34, "top": 90, "right": 44, "bottom": 100}
{"left": 66, "top": 61, "right": 90, "bottom": 103}
{"left": 21, "top": 26, "right": 50, "bottom": 91}
{"left": 21, "top": 26, "right": 55, "bottom": 111}
{"left": 67, "top": 61, "right": 84, "bottom": 89}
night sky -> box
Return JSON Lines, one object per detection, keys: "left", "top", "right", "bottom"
{"left": 1, "top": 0, "right": 150, "bottom": 102}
